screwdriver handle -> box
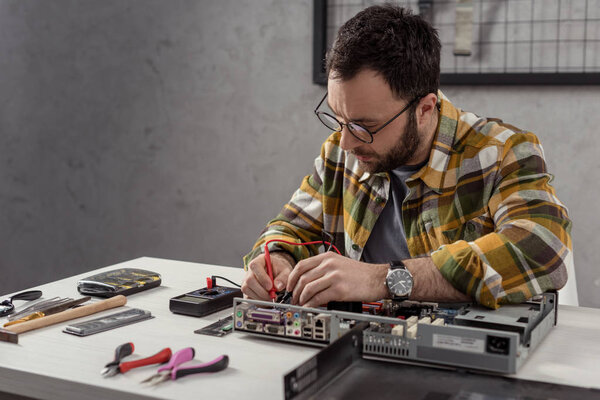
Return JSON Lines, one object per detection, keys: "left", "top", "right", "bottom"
{"left": 172, "top": 355, "right": 229, "bottom": 380}
{"left": 119, "top": 348, "right": 172, "bottom": 374}
{"left": 3, "top": 312, "right": 45, "bottom": 327}
{"left": 157, "top": 347, "right": 195, "bottom": 373}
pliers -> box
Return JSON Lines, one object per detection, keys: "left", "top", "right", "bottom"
{"left": 140, "top": 347, "right": 229, "bottom": 385}
{"left": 101, "top": 342, "right": 172, "bottom": 377}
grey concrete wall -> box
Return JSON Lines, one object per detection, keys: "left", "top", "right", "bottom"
{"left": 1, "top": 1, "right": 599, "bottom": 307}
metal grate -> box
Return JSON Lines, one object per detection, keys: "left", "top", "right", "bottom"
{"left": 314, "top": 0, "right": 600, "bottom": 85}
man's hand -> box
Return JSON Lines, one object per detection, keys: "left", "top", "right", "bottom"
{"left": 242, "top": 252, "right": 294, "bottom": 301}
{"left": 286, "top": 252, "right": 389, "bottom": 307}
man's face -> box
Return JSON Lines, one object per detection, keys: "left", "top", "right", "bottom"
{"left": 327, "top": 69, "right": 422, "bottom": 173}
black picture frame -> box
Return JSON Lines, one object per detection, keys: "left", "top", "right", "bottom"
{"left": 312, "top": 0, "right": 600, "bottom": 86}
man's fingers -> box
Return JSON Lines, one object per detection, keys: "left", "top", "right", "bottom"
{"left": 243, "top": 285, "right": 267, "bottom": 301}
{"left": 273, "top": 263, "right": 292, "bottom": 291}
{"left": 273, "top": 271, "right": 288, "bottom": 292}
{"left": 291, "top": 265, "right": 327, "bottom": 305}
{"left": 299, "top": 278, "right": 333, "bottom": 307}
{"left": 286, "top": 253, "right": 328, "bottom": 292}
{"left": 248, "top": 257, "right": 274, "bottom": 291}
{"left": 243, "top": 277, "right": 271, "bottom": 300}
{"left": 241, "top": 266, "right": 272, "bottom": 300}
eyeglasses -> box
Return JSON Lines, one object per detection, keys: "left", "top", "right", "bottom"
{"left": 314, "top": 92, "right": 422, "bottom": 144}
{"left": 0, "top": 290, "right": 43, "bottom": 317}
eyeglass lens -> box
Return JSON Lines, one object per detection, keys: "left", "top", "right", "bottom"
{"left": 316, "top": 112, "right": 338, "bottom": 130}
{"left": 0, "top": 290, "right": 43, "bottom": 317}
{"left": 316, "top": 112, "right": 372, "bottom": 143}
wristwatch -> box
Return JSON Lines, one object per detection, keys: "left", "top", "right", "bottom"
{"left": 385, "top": 260, "right": 413, "bottom": 300}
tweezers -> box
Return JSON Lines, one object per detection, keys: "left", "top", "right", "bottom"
{"left": 7, "top": 297, "right": 74, "bottom": 321}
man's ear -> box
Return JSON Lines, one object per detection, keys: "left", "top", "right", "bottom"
{"left": 416, "top": 93, "right": 438, "bottom": 127}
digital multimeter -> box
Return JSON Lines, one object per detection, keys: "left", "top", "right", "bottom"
{"left": 169, "top": 286, "right": 242, "bottom": 317}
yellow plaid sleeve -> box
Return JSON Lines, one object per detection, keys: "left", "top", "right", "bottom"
{"left": 431, "top": 132, "right": 571, "bottom": 309}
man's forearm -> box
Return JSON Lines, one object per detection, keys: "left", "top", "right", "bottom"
{"left": 405, "top": 257, "right": 471, "bottom": 302}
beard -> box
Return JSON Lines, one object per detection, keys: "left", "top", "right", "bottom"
{"left": 353, "top": 110, "right": 421, "bottom": 173}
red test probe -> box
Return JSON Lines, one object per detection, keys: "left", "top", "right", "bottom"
{"left": 263, "top": 245, "right": 276, "bottom": 302}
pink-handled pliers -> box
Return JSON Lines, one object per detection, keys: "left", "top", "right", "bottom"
{"left": 141, "top": 347, "right": 228, "bottom": 385}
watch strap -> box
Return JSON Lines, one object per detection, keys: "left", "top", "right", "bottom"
{"left": 389, "top": 260, "right": 406, "bottom": 271}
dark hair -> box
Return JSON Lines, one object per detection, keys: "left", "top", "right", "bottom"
{"left": 326, "top": 5, "right": 441, "bottom": 101}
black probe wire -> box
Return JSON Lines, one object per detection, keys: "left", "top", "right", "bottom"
{"left": 212, "top": 274, "right": 292, "bottom": 303}
{"left": 211, "top": 275, "right": 241, "bottom": 288}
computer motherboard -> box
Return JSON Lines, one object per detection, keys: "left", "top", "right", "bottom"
{"left": 233, "top": 292, "right": 557, "bottom": 374}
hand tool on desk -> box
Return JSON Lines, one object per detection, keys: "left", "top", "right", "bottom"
{"left": 0, "top": 295, "right": 127, "bottom": 344}
{"left": 7, "top": 297, "right": 64, "bottom": 321}
{"left": 0, "top": 290, "right": 43, "bottom": 317}
{"left": 100, "top": 342, "right": 135, "bottom": 375}
{"left": 140, "top": 347, "right": 195, "bottom": 384}
{"left": 143, "top": 350, "right": 229, "bottom": 385}
{"left": 101, "top": 345, "right": 172, "bottom": 377}
{"left": 160, "top": 354, "right": 229, "bottom": 384}
{"left": 3, "top": 297, "right": 91, "bottom": 327}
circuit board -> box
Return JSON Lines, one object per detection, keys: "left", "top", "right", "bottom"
{"left": 194, "top": 315, "right": 234, "bottom": 337}
{"left": 233, "top": 293, "right": 557, "bottom": 374}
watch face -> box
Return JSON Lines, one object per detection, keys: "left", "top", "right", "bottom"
{"left": 386, "top": 269, "right": 413, "bottom": 297}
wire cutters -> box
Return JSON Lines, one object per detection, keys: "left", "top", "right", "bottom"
{"left": 141, "top": 348, "right": 229, "bottom": 385}
{"left": 101, "top": 342, "right": 172, "bottom": 377}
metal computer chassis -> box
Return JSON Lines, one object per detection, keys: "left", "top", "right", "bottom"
{"left": 233, "top": 292, "right": 557, "bottom": 374}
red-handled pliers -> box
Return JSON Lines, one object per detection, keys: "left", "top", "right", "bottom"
{"left": 101, "top": 342, "right": 172, "bottom": 377}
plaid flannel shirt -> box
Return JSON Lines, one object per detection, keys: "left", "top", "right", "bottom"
{"left": 244, "top": 92, "right": 572, "bottom": 309}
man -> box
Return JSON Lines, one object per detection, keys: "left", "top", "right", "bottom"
{"left": 241, "top": 5, "right": 571, "bottom": 309}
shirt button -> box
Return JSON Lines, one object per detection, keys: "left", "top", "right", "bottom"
{"left": 352, "top": 244, "right": 359, "bottom": 251}
{"left": 375, "top": 197, "right": 384, "bottom": 204}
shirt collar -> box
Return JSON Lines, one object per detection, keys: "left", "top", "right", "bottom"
{"left": 406, "top": 90, "right": 460, "bottom": 194}
{"left": 355, "top": 90, "right": 461, "bottom": 188}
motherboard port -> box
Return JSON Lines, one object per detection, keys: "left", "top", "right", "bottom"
{"left": 285, "top": 326, "right": 302, "bottom": 337}
{"left": 244, "top": 321, "right": 263, "bottom": 332}
{"left": 247, "top": 308, "right": 283, "bottom": 324}
{"left": 302, "top": 326, "right": 314, "bottom": 338}
{"left": 264, "top": 324, "right": 285, "bottom": 335}
{"left": 314, "top": 314, "right": 331, "bottom": 329}
{"left": 305, "top": 313, "right": 314, "bottom": 326}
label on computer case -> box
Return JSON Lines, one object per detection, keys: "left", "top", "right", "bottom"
{"left": 432, "top": 334, "right": 485, "bottom": 354}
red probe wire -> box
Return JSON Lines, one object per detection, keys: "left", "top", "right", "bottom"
{"left": 262, "top": 238, "right": 342, "bottom": 302}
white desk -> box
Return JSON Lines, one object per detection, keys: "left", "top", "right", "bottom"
{"left": 0, "top": 257, "right": 599, "bottom": 400}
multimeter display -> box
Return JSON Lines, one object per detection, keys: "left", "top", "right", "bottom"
{"left": 177, "top": 295, "right": 210, "bottom": 304}
{"left": 169, "top": 286, "right": 242, "bottom": 317}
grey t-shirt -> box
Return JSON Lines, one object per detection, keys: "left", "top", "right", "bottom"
{"left": 361, "top": 162, "right": 426, "bottom": 264}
